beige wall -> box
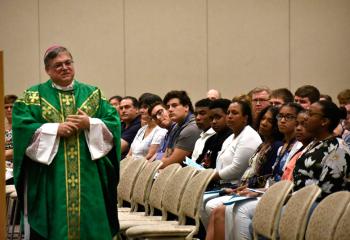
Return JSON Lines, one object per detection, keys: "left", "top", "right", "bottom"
{"left": 290, "top": 0, "right": 350, "bottom": 99}
{"left": 1, "top": 0, "right": 349, "bottom": 103}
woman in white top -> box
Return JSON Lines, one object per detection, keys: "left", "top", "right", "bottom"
{"left": 213, "top": 100, "right": 262, "bottom": 185}
{"left": 201, "top": 100, "right": 262, "bottom": 227}
{"left": 128, "top": 94, "right": 167, "bottom": 160}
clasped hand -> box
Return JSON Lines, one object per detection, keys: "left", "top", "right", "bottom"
{"left": 58, "top": 109, "right": 90, "bottom": 138}
{"left": 222, "top": 185, "right": 263, "bottom": 198}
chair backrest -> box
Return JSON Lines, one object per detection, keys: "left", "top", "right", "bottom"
{"left": 334, "top": 195, "right": 350, "bottom": 240}
{"left": 120, "top": 156, "right": 133, "bottom": 176}
{"left": 131, "top": 160, "right": 162, "bottom": 211}
{"left": 279, "top": 184, "right": 321, "bottom": 240}
{"left": 252, "top": 180, "right": 294, "bottom": 240}
{"left": 179, "top": 169, "right": 215, "bottom": 229}
{"left": 161, "top": 166, "right": 197, "bottom": 219}
{"left": 148, "top": 163, "right": 182, "bottom": 215}
{"left": 117, "top": 158, "right": 146, "bottom": 206}
{"left": 305, "top": 191, "right": 350, "bottom": 240}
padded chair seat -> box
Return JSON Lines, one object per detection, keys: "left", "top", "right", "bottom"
{"left": 117, "top": 207, "right": 131, "bottom": 212}
{"left": 126, "top": 224, "right": 196, "bottom": 238}
{"left": 119, "top": 213, "right": 162, "bottom": 221}
{"left": 118, "top": 211, "right": 146, "bottom": 217}
{"left": 6, "top": 185, "right": 15, "bottom": 195}
{"left": 120, "top": 219, "right": 178, "bottom": 231}
{"left": 10, "top": 191, "right": 17, "bottom": 198}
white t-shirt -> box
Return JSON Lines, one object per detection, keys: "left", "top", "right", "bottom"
{"left": 130, "top": 125, "right": 168, "bottom": 158}
{"left": 191, "top": 128, "right": 216, "bottom": 161}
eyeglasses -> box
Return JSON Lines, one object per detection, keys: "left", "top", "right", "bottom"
{"left": 252, "top": 98, "right": 270, "bottom": 104}
{"left": 276, "top": 114, "right": 296, "bottom": 121}
{"left": 51, "top": 60, "right": 74, "bottom": 71}
{"left": 151, "top": 108, "right": 165, "bottom": 120}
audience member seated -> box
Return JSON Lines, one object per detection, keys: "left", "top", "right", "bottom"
{"left": 119, "top": 96, "right": 141, "bottom": 158}
{"left": 340, "top": 102, "right": 350, "bottom": 147}
{"left": 334, "top": 89, "right": 350, "bottom": 140}
{"left": 337, "top": 88, "right": 350, "bottom": 107}
{"left": 249, "top": 87, "right": 271, "bottom": 128}
{"left": 281, "top": 110, "right": 314, "bottom": 181}
{"left": 160, "top": 90, "right": 201, "bottom": 168}
{"left": 109, "top": 95, "right": 122, "bottom": 113}
{"left": 319, "top": 93, "right": 333, "bottom": 102}
{"left": 4, "top": 94, "right": 17, "bottom": 184}
{"left": 271, "top": 103, "right": 303, "bottom": 182}
{"left": 207, "top": 89, "right": 221, "bottom": 100}
{"left": 269, "top": 88, "right": 294, "bottom": 107}
{"left": 196, "top": 99, "right": 233, "bottom": 169}
{"left": 212, "top": 100, "right": 262, "bottom": 186}
{"left": 191, "top": 98, "right": 216, "bottom": 162}
{"left": 138, "top": 93, "right": 156, "bottom": 126}
{"left": 127, "top": 94, "right": 167, "bottom": 160}
{"left": 293, "top": 100, "right": 350, "bottom": 199}
{"left": 148, "top": 101, "right": 176, "bottom": 160}
{"left": 294, "top": 85, "right": 320, "bottom": 109}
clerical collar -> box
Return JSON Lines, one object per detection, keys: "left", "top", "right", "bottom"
{"left": 51, "top": 80, "right": 75, "bottom": 91}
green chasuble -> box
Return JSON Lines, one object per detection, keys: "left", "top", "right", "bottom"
{"left": 12, "top": 80, "right": 121, "bottom": 240}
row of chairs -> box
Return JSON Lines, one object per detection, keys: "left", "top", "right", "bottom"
{"left": 252, "top": 180, "right": 350, "bottom": 240}
{"left": 5, "top": 158, "right": 348, "bottom": 240}
{"left": 117, "top": 157, "right": 215, "bottom": 239}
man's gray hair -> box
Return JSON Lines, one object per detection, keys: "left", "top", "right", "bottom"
{"left": 248, "top": 86, "right": 271, "bottom": 97}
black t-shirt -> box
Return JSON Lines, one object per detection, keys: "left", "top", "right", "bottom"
{"left": 121, "top": 116, "right": 141, "bottom": 158}
{"left": 196, "top": 127, "right": 233, "bottom": 169}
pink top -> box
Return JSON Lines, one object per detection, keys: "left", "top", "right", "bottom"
{"left": 281, "top": 151, "right": 303, "bottom": 181}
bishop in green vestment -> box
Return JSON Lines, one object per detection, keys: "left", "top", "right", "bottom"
{"left": 12, "top": 46, "right": 120, "bottom": 239}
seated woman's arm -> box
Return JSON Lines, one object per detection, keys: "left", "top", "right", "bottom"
{"left": 145, "top": 144, "right": 160, "bottom": 160}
